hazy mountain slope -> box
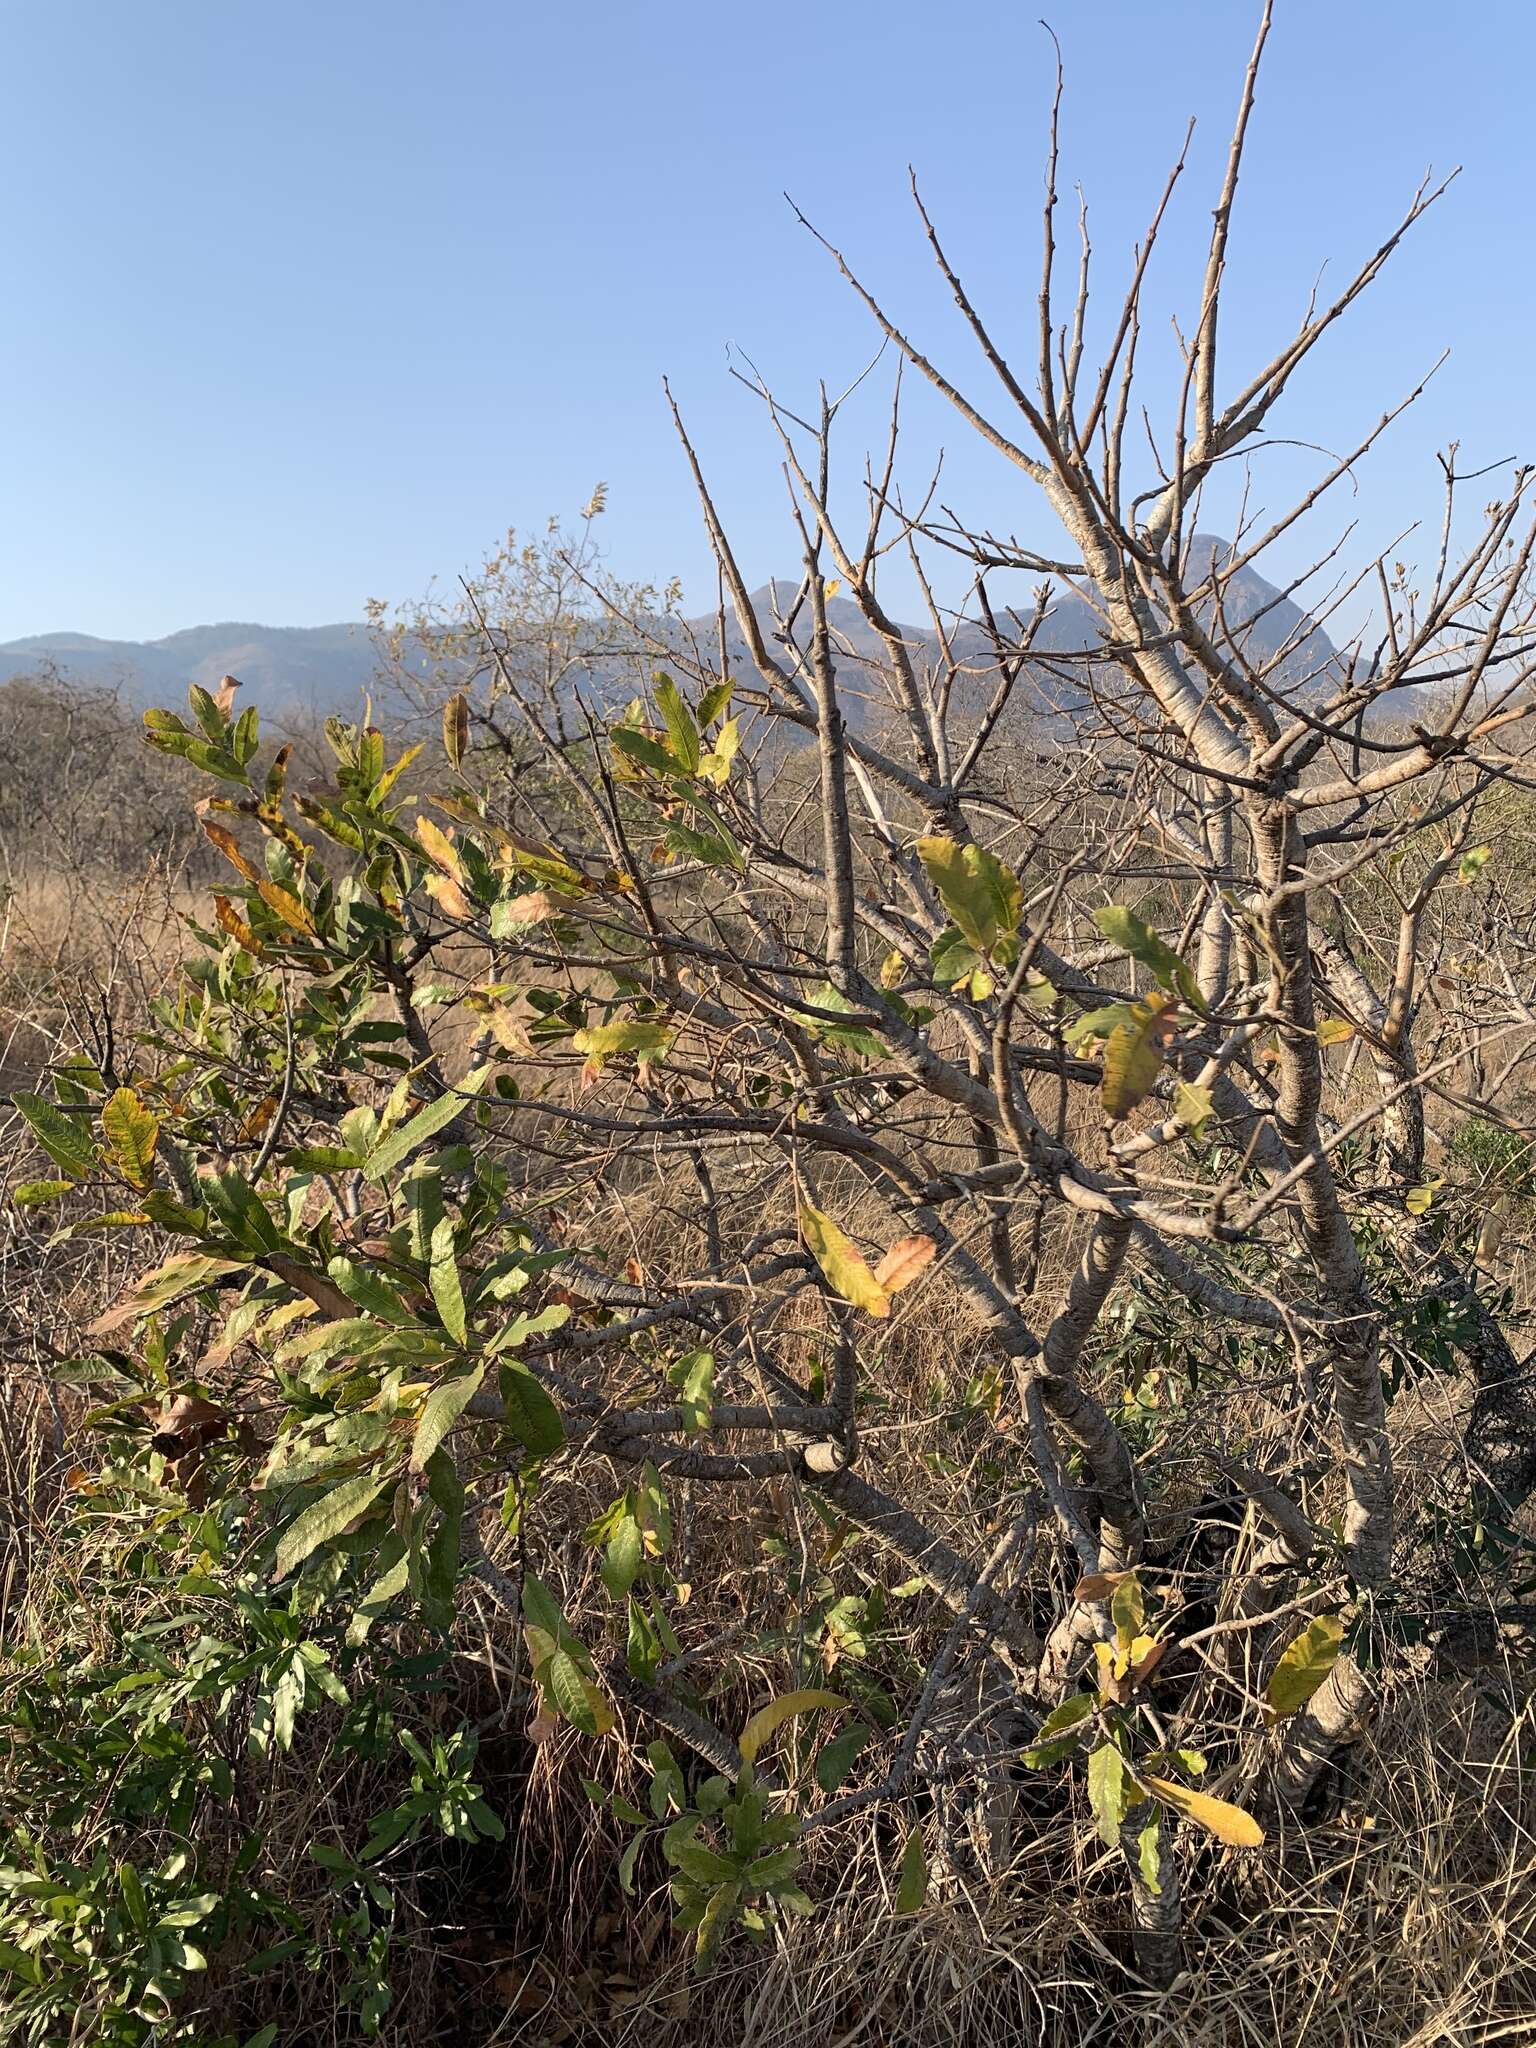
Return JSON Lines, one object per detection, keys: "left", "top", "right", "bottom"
{"left": 0, "top": 537, "right": 1339, "bottom": 727}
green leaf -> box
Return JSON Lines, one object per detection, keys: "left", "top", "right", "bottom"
{"left": 1111, "top": 1572, "right": 1144, "bottom": 1649}
{"left": 1458, "top": 844, "right": 1493, "bottom": 886}
{"left": 915, "top": 837, "right": 1022, "bottom": 956}
{"left": 697, "top": 680, "right": 733, "bottom": 728}
{"left": 1063, "top": 1000, "right": 1138, "bottom": 1051}
{"left": 11, "top": 1179, "right": 73, "bottom": 1207}
{"left": 101, "top": 1087, "right": 159, "bottom": 1188}
{"left": 201, "top": 1169, "right": 281, "bottom": 1252}
{"left": 428, "top": 1216, "right": 467, "bottom": 1343}
{"left": 601, "top": 1515, "right": 645, "bottom": 1599}
{"left": 1173, "top": 1081, "right": 1214, "bottom": 1136}
{"left": 654, "top": 675, "right": 701, "bottom": 775}
{"left": 669, "top": 1349, "right": 715, "bottom": 1433}
{"left": 361, "top": 1069, "right": 488, "bottom": 1183}
{"left": 499, "top": 1362, "right": 565, "bottom": 1456}
{"left": 1087, "top": 1741, "right": 1136, "bottom": 1847}
{"left": 13, "top": 1093, "right": 96, "bottom": 1178}
{"left": 1135, "top": 1815, "right": 1163, "bottom": 1896}
{"left": 411, "top": 1366, "right": 486, "bottom": 1471}
{"left": 1092, "top": 904, "right": 1205, "bottom": 1011}
{"left": 611, "top": 726, "right": 681, "bottom": 777}
{"left": 326, "top": 1256, "right": 413, "bottom": 1325}
{"left": 814, "top": 1723, "right": 871, "bottom": 1793}
{"left": 738, "top": 1688, "right": 844, "bottom": 1765}
{"left": 799, "top": 1201, "right": 889, "bottom": 1320}
{"left": 694, "top": 1880, "right": 739, "bottom": 1969}
{"left": 273, "top": 1471, "right": 390, "bottom": 1580}
{"left": 929, "top": 925, "right": 982, "bottom": 988}
{"left": 1263, "top": 1613, "right": 1344, "bottom": 1718}
{"left": 894, "top": 1825, "right": 927, "bottom": 1914}
{"left": 570, "top": 1018, "right": 674, "bottom": 1075}
{"left": 543, "top": 1648, "right": 611, "bottom": 1736}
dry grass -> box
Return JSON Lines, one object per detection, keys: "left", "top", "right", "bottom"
{"left": 3, "top": 811, "right": 1536, "bottom": 2045}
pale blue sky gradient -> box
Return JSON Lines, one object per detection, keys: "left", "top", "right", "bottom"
{"left": 4, "top": 0, "right": 1534, "bottom": 640}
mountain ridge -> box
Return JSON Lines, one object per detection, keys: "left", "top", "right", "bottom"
{"left": 0, "top": 536, "right": 1341, "bottom": 722}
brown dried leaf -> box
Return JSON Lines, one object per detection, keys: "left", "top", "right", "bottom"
{"left": 872, "top": 1233, "right": 937, "bottom": 1294}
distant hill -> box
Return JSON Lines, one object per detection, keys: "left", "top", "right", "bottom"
{"left": 0, "top": 537, "right": 1340, "bottom": 732}
{"left": 0, "top": 623, "right": 381, "bottom": 724}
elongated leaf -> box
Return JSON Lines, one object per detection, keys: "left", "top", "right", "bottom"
{"left": 1263, "top": 1613, "right": 1343, "bottom": 1718}
{"left": 544, "top": 1648, "right": 613, "bottom": 1736}
{"left": 88, "top": 1254, "right": 248, "bottom": 1335}
{"left": 1092, "top": 904, "right": 1205, "bottom": 1010}
{"left": 669, "top": 1348, "right": 715, "bottom": 1433}
{"left": 429, "top": 1216, "right": 467, "bottom": 1343}
{"left": 500, "top": 1363, "right": 565, "bottom": 1456}
{"left": 654, "top": 675, "right": 701, "bottom": 774}
{"left": 1136, "top": 1815, "right": 1163, "bottom": 1896}
{"left": 414, "top": 814, "right": 464, "bottom": 880}
{"left": 273, "top": 1471, "right": 390, "bottom": 1580}
{"left": 443, "top": 692, "right": 469, "bottom": 768}
{"left": 1144, "top": 1775, "right": 1264, "bottom": 1847}
{"left": 362, "top": 1069, "right": 488, "bottom": 1183}
{"left": 737, "top": 1688, "right": 844, "bottom": 1765}
{"left": 916, "top": 837, "right": 1022, "bottom": 955}
{"left": 611, "top": 726, "right": 679, "bottom": 778}
{"left": 13, "top": 1093, "right": 96, "bottom": 1179}
{"left": 1087, "top": 1741, "right": 1135, "bottom": 1846}
{"left": 411, "top": 1366, "right": 486, "bottom": 1470}
{"left": 799, "top": 1202, "right": 889, "bottom": 1320}
{"left": 894, "top": 1825, "right": 927, "bottom": 1914}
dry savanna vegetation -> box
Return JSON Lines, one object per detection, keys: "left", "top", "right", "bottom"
{"left": 5, "top": 12, "right": 1536, "bottom": 2045}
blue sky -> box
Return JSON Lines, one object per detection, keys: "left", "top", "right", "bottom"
{"left": 3, "top": 0, "right": 1534, "bottom": 641}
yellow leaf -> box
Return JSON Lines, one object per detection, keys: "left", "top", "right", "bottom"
{"left": 737, "top": 1688, "right": 844, "bottom": 1765}
{"left": 1264, "top": 1613, "right": 1343, "bottom": 1718}
{"left": 1101, "top": 991, "right": 1177, "bottom": 1120}
{"left": 1317, "top": 1016, "right": 1355, "bottom": 1047}
{"left": 256, "top": 880, "right": 314, "bottom": 935}
{"left": 213, "top": 894, "right": 266, "bottom": 958}
{"left": 915, "top": 836, "right": 1022, "bottom": 956}
{"left": 1144, "top": 1775, "right": 1264, "bottom": 1847}
{"left": 101, "top": 1088, "right": 159, "bottom": 1190}
{"left": 195, "top": 805, "right": 262, "bottom": 883}
{"left": 799, "top": 1202, "right": 889, "bottom": 1319}
{"left": 414, "top": 814, "right": 464, "bottom": 882}
{"left": 443, "top": 691, "right": 469, "bottom": 768}
{"left": 425, "top": 869, "right": 474, "bottom": 922}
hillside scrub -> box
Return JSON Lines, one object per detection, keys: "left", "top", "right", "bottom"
{"left": 5, "top": 10, "right": 1536, "bottom": 2044}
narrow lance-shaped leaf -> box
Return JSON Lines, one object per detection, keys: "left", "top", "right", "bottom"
{"left": 737, "top": 1689, "right": 845, "bottom": 1765}
{"left": 362, "top": 1068, "right": 489, "bottom": 1183}
{"left": 894, "top": 1826, "right": 928, "bottom": 1914}
{"left": 273, "top": 1471, "right": 391, "bottom": 1581}
{"left": 1092, "top": 904, "right": 1206, "bottom": 1011}
{"left": 1143, "top": 1775, "right": 1264, "bottom": 1846}
{"left": 411, "top": 1365, "right": 486, "bottom": 1471}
